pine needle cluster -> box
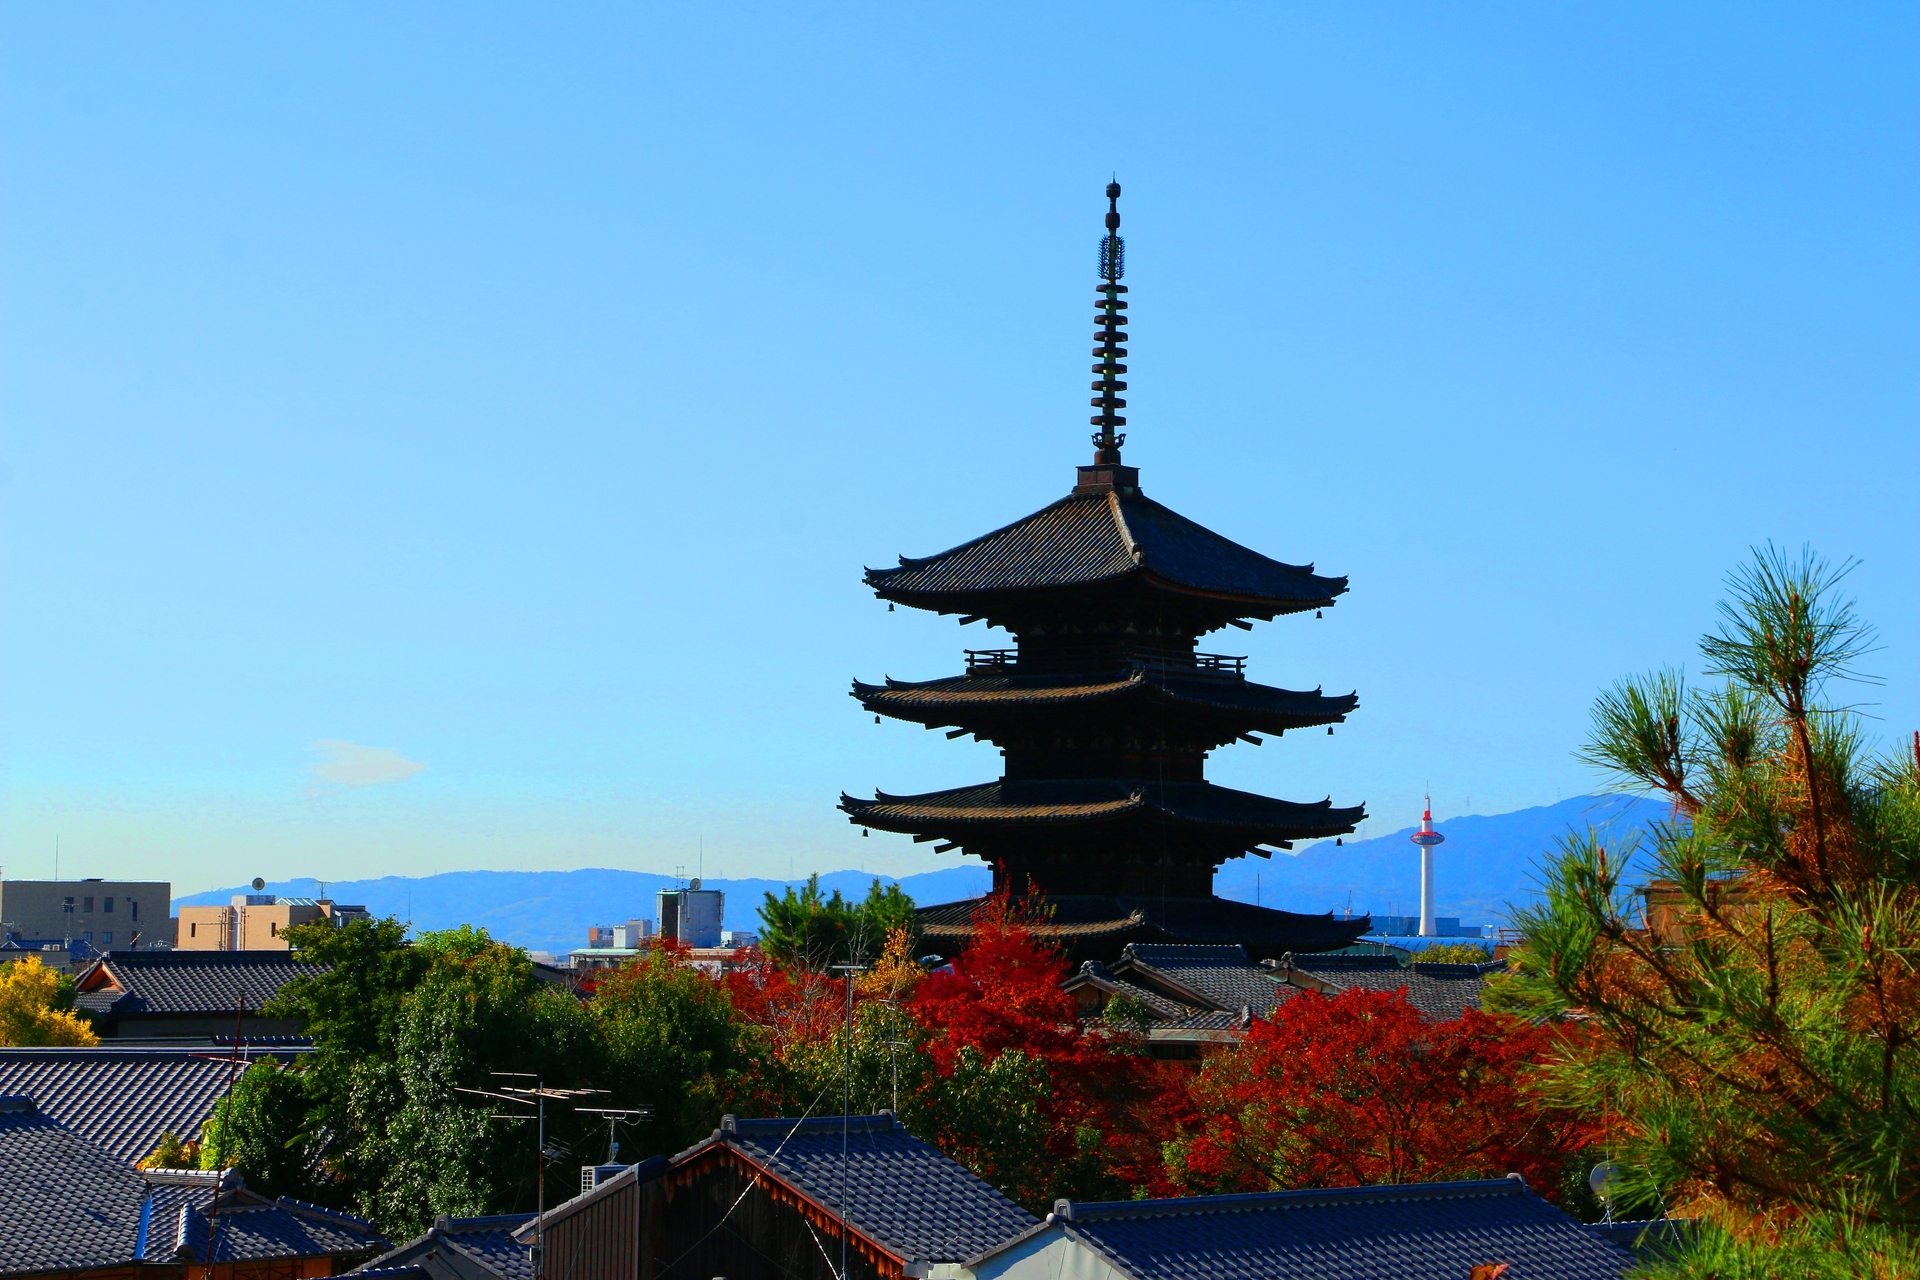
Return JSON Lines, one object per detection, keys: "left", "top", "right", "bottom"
{"left": 1497, "top": 547, "right": 1919, "bottom": 1275}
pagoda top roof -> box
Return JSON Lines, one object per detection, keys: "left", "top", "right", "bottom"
{"left": 866, "top": 480, "right": 1346, "bottom": 619}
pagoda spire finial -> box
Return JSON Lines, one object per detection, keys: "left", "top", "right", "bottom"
{"left": 1090, "top": 181, "right": 1128, "bottom": 465}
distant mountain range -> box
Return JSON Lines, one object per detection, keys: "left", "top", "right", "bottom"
{"left": 1213, "top": 792, "right": 1672, "bottom": 927}
{"left": 177, "top": 793, "right": 1671, "bottom": 954}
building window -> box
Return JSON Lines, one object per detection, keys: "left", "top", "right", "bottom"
{"left": 64, "top": 896, "right": 74, "bottom": 908}
{"left": 104, "top": 897, "right": 114, "bottom": 913}
{"left": 130, "top": 900, "right": 138, "bottom": 921}
{"left": 270, "top": 922, "right": 278, "bottom": 937}
{"left": 190, "top": 923, "right": 197, "bottom": 938}
{"left": 103, "top": 932, "right": 112, "bottom": 945}
{"left": 82, "top": 932, "right": 92, "bottom": 943}
{"left": 83, "top": 896, "right": 93, "bottom": 913}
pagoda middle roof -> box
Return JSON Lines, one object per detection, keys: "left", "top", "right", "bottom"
{"left": 866, "top": 488, "right": 1346, "bottom": 614}
{"left": 853, "top": 670, "right": 1356, "bottom": 729}
{"left": 840, "top": 779, "right": 1363, "bottom": 842}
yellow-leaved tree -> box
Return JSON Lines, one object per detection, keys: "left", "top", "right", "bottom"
{"left": 0, "top": 955, "right": 99, "bottom": 1046}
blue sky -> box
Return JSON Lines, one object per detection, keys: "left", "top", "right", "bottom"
{"left": 2, "top": 5, "right": 1914, "bottom": 896}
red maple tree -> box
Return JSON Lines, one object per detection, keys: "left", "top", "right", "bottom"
{"left": 904, "top": 896, "right": 1183, "bottom": 1206}
{"left": 1167, "top": 985, "right": 1600, "bottom": 1199}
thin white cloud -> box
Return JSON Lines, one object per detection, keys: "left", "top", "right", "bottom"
{"left": 313, "top": 739, "right": 427, "bottom": 787}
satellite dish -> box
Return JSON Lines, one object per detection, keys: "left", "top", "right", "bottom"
{"left": 251, "top": 877, "right": 266, "bottom": 892}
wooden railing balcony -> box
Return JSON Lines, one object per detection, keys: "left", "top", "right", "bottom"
{"left": 964, "top": 649, "right": 1247, "bottom": 678}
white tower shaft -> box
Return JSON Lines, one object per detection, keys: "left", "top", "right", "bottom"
{"left": 1420, "top": 848, "right": 1435, "bottom": 937}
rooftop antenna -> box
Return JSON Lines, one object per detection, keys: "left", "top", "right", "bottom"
{"left": 1090, "top": 181, "right": 1128, "bottom": 465}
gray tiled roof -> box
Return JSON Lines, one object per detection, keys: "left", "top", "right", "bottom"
{"left": 1068, "top": 962, "right": 1195, "bottom": 1021}
{"left": 0, "top": 1046, "right": 309, "bottom": 1162}
{"left": 688, "top": 1114, "right": 1039, "bottom": 1264}
{"left": 75, "top": 951, "right": 326, "bottom": 1017}
{"left": 866, "top": 489, "right": 1346, "bottom": 615}
{"left": 1116, "top": 943, "right": 1296, "bottom": 1017}
{"left": 0, "top": 1095, "right": 379, "bottom": 1276}
{"left": 362, "top": 1215, "right": 537, "bottom": 1280}
{"left": 0, "top": 1098, "right": 149, "bottom": 1274}
{"left": 1284, "top": 954, "right": 1500, "bottom": 1023}
{"left": 144, "top": 1173, "right": 384, "bottom": 1264}
{"left": 991, "top": 1178, "right": 1631, "bottom": 1280}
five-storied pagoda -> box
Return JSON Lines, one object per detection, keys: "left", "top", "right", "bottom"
{"left": 843, "top": 184, "right": 1369, "bottom": 962}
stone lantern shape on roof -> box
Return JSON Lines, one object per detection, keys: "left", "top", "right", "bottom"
{"left": 842, "top": 183, "right": 1370, "bottom": 963}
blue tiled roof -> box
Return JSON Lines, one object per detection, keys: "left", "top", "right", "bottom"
{"left": 687, "top": 1113, "right": 1039, "bottom": 1264}
{"left": 991, "top": 1178, "right": 1631, "bottom": 1280}
{"left": 0, "top": 1098, "right": 149, "bottom": 1274}
{"left": 150, "top": 1175, "right": 384, "bottom": 1265}
{"left": 0, "top": 1045, "right": 309, "bottom": 1162}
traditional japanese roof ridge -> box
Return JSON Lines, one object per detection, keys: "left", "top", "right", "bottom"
{"left": 1114, "top": 944, "right": 1293, "bottom": 1017}
{"left": 74, "top": 950, "right": 326, "bottom": 1018}
{"left": 865, "top": 487, "right": 1347, "bottom": 618}
{"left": 675, "top": 1111, "right": 1039, "bottom": 1264}
{"left": 0, "top": 1044, "right": 310, "bottom": 1163}
{"left": 361, "top": 1214, "right": 537, "bottom": 1280}
{"left": 853, "top": 670, "right": 1356, "bottom": 729}
{"left": 1064, "top": 961, "right": 1196, "bottom": 1022}
{"left": 967, "top": 1176, "right": 1634, "bottom": 1279}
{"left": 842, "top": 779, "right": 1364, "bottom": 839}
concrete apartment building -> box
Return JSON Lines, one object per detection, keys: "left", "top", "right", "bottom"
{"left": 0, "top": 879, "right": 171, "bottom": 950}
{"left": 177, "top": 893, "right": 371, "bottom": 951}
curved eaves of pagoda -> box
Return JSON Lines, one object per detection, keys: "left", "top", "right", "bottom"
{"left": 851, "top": 670, "right": 1358, "bottom": 741}
{"left": 838, "top": 779, "right": 1363, "bottom": 849}
{"left": 863, "top": 487, "right": 1346, "bottom": 633}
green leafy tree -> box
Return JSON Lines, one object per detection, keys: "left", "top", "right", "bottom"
{"left": 756, "top": 875, "right": 916, "bottom": 971}
{"left": 350, "top": 930, "right": 603, "bottom": 1236}
{"left": 1498, "top": 547, "right": 1920, "bottom": 1276}
{"left": 199, "top": 1058, "right": 313, "bottom": 1198}
{"left": 591, "top": 945, "right": 755, "bottom": 1157}
{"left": 1416, "top": 942, "right": 1494, "bottom": 964}
{"left": 263, "top": 914, "right": 430, "bottom": 1205}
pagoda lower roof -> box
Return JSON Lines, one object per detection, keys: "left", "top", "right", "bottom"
{"left": 840, "top": 779, "right": 1363, "bottom": 843}
{"left": 914, "top": 895, "right": 1370, "bottom": 963}
{"left": 865, "top": 488, "right": 1345, "bottom": 619}
{"left": 853, "top": 670, "right": 1355, "bottom": 732}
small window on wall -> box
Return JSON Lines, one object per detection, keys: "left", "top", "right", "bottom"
{"left": 131, "top": 900, "right": 139, "bottom": 921}
{"left": 83, "top": 897, "right": 93, "bottom": 913}
{"left": 104, "top": 898, "right": 114, "bottom": 913}
{"left": 270, "top": 923, "right": 278, "bottom": 937}
{"left": 190, "top": 923, "right": 198, "bottom": 938}
{"left": 103, "top": 933, "right": 112, "bottom": 945}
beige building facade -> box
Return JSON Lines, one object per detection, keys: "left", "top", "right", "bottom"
{"left": 176, "top": 894, "right": 370, "bottom": 951}
{"left": 0, "top": 879, "right": 171, "bottom": 949}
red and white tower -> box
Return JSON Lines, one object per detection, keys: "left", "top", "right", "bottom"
{"left": 1409, "top": 796, "right": 1446, "bottom": 937}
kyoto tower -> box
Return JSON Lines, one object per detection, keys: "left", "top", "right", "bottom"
{"left": 1410, "top": 796, "right": 1446, "bottom": 937}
